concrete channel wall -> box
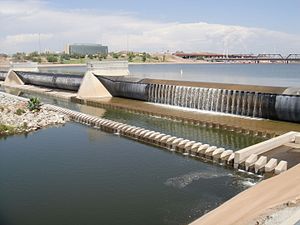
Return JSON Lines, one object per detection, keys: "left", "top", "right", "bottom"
{"left": 43, "top": 103, "right": 286, "bottom": 176}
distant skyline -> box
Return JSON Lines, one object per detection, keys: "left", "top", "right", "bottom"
{"left": 1, "top": 0, "right": 300, "bottom": 54}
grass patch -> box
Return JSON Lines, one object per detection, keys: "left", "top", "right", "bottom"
{"left": 0, "top": 124, "right": 16, "bottom": 136}
{"left": 15, "top": 108, "right": 26, "bottom": 115}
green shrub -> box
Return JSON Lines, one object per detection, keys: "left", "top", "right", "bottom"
{"left": 27, "top": 97, "right": 41, "bottom": 111}
{"left": 15, "top": 108, "right": 26, "bottom": 115}
{"left": 46, "top": 55, "right": 58, "bottom": 63}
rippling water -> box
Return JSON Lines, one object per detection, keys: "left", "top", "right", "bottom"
{"left": 0, "top": 123, "right": 260, "bottom": 225}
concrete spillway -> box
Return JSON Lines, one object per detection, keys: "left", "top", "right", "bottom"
{"left": 1, "top": 70, "right": 300, "bottom": 123}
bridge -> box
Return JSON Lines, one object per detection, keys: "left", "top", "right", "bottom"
{"left": 220, "top": 54, "right": 300, "bottom": 63}
{"left": 174, "top": 53, "right": 300, "bottom": 63}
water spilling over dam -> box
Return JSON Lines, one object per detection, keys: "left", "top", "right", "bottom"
{"left": 97, "top": 76, "right": 300, "bottom": 123}
{"left": 1, "top": 70, "right": 300, "bottom": 123}
{"left": 146, "top": 83, "right": 300, "bottom": 122}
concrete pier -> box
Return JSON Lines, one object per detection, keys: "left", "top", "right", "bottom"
{"left": 254, "top": 156, "right": 268, "bottom": 174}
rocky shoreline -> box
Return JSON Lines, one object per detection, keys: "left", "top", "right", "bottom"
{"left": 0, "top": 92, "right": 69, "bottom": 136}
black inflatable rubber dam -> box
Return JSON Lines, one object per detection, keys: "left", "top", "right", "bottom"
{"left": 0, "top": 71, "right": 299, "bottom": 123}
{"left": 0, "top": 71, "right": 7, "bottom": 81}
{"left": 16, "top": 71, "right": 83, "bottom": 91}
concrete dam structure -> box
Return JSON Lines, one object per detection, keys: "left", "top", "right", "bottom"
{"left": 97, "top": 76, "right": 300, "bottom": 123}
{"left": 1, "top": 70, "right": 300, "bottom": 123}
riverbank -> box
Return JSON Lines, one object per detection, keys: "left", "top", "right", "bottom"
{"left": 0, "top": 92, "right": 69, "bottom": 137}
{"left": 37, "top": 61, "right": 213, "bottom": 67}
{"left": 254, "top": 201, "right": 300, "bottom": 225}
{"left": 37, "top": 60, "right": 299, "bottom": 67}
{"left": 36, "top": 61, "right": 249, "bottom": 67}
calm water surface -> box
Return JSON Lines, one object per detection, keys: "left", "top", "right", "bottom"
{"left": 0, "top": 123, "right": 258, "bottom": 225}
{"left": 40, "top": 63, "right": 300, "bottom": 87}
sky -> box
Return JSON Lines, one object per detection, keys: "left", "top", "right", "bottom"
{"left": 1, "top": 0, "right": 300, "bottom": 54}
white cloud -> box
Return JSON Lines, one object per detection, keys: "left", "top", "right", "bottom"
{"left": 4, "top": 33, "right": 53, "bottom": 44}
{"left": 0, "top": 0, "right": 300, "bottom": 54}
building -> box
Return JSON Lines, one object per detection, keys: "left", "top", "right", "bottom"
{"left": 65, "top": 43, "right": 108, "bottom": 56}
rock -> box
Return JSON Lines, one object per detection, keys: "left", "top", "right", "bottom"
{"left": 0, "top": 92, "right": 69, "bottom": 136}
{"left": 287, "top": 200, "right": 297, "bottom": 207}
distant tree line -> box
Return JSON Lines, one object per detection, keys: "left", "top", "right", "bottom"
{"left": 10, "top": 51, "right": 164, "bottom": 64}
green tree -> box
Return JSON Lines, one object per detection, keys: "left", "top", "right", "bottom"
{"left": 29, "top": 51, "right": 39, "bottom": 57}
{"left": 46, "top": 55, "right": 58, "bottom": 63}
{"left": 142, "top": 52, "right": 147, "bottom": 62}
{"left": 13, "top": 52, "right": 26, "bottom": 61}
{"left": 127, "top": 52, "right": 134, "bottom": 62}
{"left": 32, "top": 57, "right": 39, "bottom": 63}
{"left": 112, "top": 52, "right": 120, "bottom": 59}
{"left": 61, "top": 54, "right": 70, "bottom": 60}
{"left": 128, "top": 54, "right": 133, "bottom": 62}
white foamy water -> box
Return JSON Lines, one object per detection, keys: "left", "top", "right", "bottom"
{"left": 164, "top": 170, "right": 230, "bottom": 189}
{"left": 145, "top": 102, "right": 263, "bottom": 121}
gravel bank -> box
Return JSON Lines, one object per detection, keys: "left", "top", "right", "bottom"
{"left": 0, "top": 92, "right": 69, "bottom": 136}
{"left": 253, "top": 202, "right": 300, "bottom": 225}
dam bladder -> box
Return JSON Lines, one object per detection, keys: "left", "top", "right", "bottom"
{"left": 97, "top": 76, "right": 300, "bottom": 123}
{"left": 1, "top": 68, "right": 300, "bottom": 123}
{"left": 14, "top": 71, "right": 83, "bottom": 91}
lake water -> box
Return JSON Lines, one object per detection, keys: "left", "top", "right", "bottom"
{"left": 0, "top": 123, "right": 258, "bottom": 225}
{"left": 39, "top": 63, "right": 300, "bottom": 87}
{"left": 2, "top": 63, "right": 294, "bottom": 225}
